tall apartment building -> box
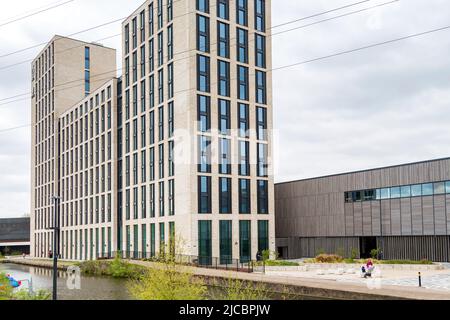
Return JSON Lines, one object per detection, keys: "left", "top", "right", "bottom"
{"left": 31, "top": 36, "right": 116, "bottom": 258}
{"left": 119, "top": 0, "right": 274, "bottom": 263}
{"left": 31, "top": 0, "right": 275, "bottom": 263}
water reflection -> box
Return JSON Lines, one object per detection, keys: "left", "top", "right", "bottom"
{"left": 0, "top": 263, "right": 131, "bottom": 300}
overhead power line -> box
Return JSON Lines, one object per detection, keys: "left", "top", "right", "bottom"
{"left": 0, "top": 0, "right": 75, "bottom": 28}
{"left": 1, "top": 22, "right": 450, "bottom": 133}
{"left": 0, "top": 0, "right": 398, "bottom": 98}
{"left": 0, "top": 0, "right": 185, "bottom": 59}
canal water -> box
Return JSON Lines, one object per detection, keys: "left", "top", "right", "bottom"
{"left": 0, "top": 263, "right": 131, "bottom": 300}
{"left": 1, "top": 263, "right": 325, "bottom": 300}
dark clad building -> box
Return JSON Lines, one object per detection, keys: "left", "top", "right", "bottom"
{"left": 0, "top": 217, "right": 30, "bottom": 255}
{"left": 275, "top": 158, "right": 450, "bottom": 262}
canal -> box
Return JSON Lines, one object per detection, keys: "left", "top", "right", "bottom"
{"left": 0, "top": 263, "right": 131, "bottom": 300}
{"left": 1, "top": 262, "right": 327, "bottom": 300}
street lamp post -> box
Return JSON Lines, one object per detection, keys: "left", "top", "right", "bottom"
{"left": 50, "top": 195, "right": 60, "bottom": 301}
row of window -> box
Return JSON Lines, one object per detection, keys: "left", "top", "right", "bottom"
{"left": 124, "top": 26, "right": 174, "bottom": 88}
{"left": 197, "top": 55, "right": 267, "bottom": 104}
{"left": 124, "top": 0, "right": 173, "bottom": 56}
{"left": 60, "top": 194, "right": 113, "bottom": 228}
{"left": 61, "top": 165, "right": 113, "bottom": 200}
{"left": 197, "top": 14, "right": 266, "bottom": 68}
{"left": 198, "top": 96, "right": 268, "bottom": 140}
{"left": 120, "top": 103, "right": 174, "bottom": 157}
{"left": 198, "top": 176, "right": 269, "bottom": 214}
{"left": 197, "top": 0, "right": 266, "bottom": 32}
{"left": 119, "top": 180, "right": 175, "bottom": 220}
{"left": 61, "top": 137, "right": 113, "bottom": 177}
{"left": 345, "top": 181, "right": 450, "bottom": 203}
{"left": 198, "top": 219, "right": 269, "bottom": 263}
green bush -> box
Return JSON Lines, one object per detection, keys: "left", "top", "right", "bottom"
{"left": 370, "top": 248, "right": 381, "bottom": 259}
{"left": 350, "top": 248, "right": 359, "bottom": 260}
{"left": 315, "top": 254, "right": 344, "bottom": 263}
{"left": 12, "top": 289, "right": 51, "bottom": 300}
{"left": 78, "top": 255, "right": 146, "bottom": 279}
{"left": 262, "top": 260, "right": 299, "bottom": 266}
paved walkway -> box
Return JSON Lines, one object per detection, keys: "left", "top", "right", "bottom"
{"left": 130, "top": 260, "right": 450, "bottom": 300}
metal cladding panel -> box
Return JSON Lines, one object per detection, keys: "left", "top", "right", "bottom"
{"left": 422, "top": 196, "right": 435, "bottom": 235}
{"left": 371, "top": 201, "right": 381, "bottom": 236}
{"left": 391, "top": 199, "right": 401, "bottom": 235}
{"left": 434, "top": 195, "right": 447, "bottom": 235}
{"left": 400, "top": 198, "right": 412, "bottom": 236}
{"left": 362, "top": 201, "right": 372, "bottom": 236}
{"left": 353, "top": 202, "right": 363, "bottom": 236}
{"left": 381, "top": 200, "right": 391, "bottom": 236}
{"left": 411, "top": 197, "right": 423, "bottom": 235}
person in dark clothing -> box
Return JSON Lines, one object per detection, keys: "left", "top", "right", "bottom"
{"left": 256, "top": 251, "right": 262, "bottom": 262}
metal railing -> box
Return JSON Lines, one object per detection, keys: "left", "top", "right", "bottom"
{"left": 97, "top": 251, "right": 256, "bottom": 273}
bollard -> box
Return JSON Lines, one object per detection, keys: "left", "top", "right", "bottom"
{"left": 418, "top": 272, "right": 422, "bottom": 287}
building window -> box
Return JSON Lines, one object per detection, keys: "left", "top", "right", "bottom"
{"left": 219, "top": 177, "right": 232, "bottom": 214}
{"left": 150, "top": 183, "right": 155, "bottom": 217}
{"left": 140, "top": 80, "right": 146, "bottom": 112}
{"left": 198, "top": 135, "right": 211, "bottom": 173}
{"left": 167, "top": 0, "right": 173, "bottom": 22}
{"left": 150, "top": 223, "right": 155, "bottom": 256}
{"left": 256, "top": 71, "right": 267, "bottom": 104}
{"left": 237, "top": 0, "right": 248, "bottom": 26}
{"left": 256, "top": 106, "right": 267, "bottom": 141}
{"left": 149, "top": 3, "right": 154, "bottom": 36}
{"left": 168, "top": 101, "right": 174, "bottom": 137}
{"left": 158, "top": 32, "right": 164, "bottom": 66}
{"left": 149, "top": 74, "right": 155, "bottom": 108}
{"left": 219, "top": 220, "right": 232, "bottom": 264}
{"left": 239, "top": 220, "right": 251, "bottom": 262}
{"left": 198, "top": 220, "right": 212, "bottom": 265}
{"left": 140, "top": 10, "right": 146, "bottom": 43}
{"left": 159, "top": 181, "right": 165, "bottom": 217}
{"left": 168, "top": 63, "right": 174, "bottom": 99}
{"left": 167, "top": 25, "right": 174, "bottom": 61}
{"left": 132, "top": 18, "right": 137, "bottom": 49}
{"left": 141, "top": 150, "right": 147, "bottom": 183}
{"left": 218, "top": 60, "right": 230, "bottom": 97}
{"left": 219, "top": 99, "right": 230, "bottom": 135}
{"left": 169, "top": 179, "right": 175, "bottom": 216}
{"left": 157, "top": 0, "right": 163, "bottom": 29}
{"left": 149, "top": 111, "right": 155, "bottom": 144}
{"left": 159, "top": 222, "right": 165, "bottom": 254}
{"left": 197, "top": 15, "right": 210, "bottom": 53}
{"left": 197, "top": 55, "right": 210, "bottom": 92}
{"left": 237, "top": 28, "right": 248, "bottom": 63}
{"left": 149, "top": 39, "right": 154, "bottom": 72}
{"left": 257, "top": 143, "right": 268, "bottom": 177}
{"left": 198, "top": 95, "right": 210, "bottom": 132}
{"left": 239, "top": 179, "right": 251, "bottom": 213}
{"left": 257, "top": 180, "right": 268, "bottom": 214}
{"left": 255, "top": 0, "right": 265, "bottom": 32}
{"left": 258, "top": 220, "right": 269, "bottom": 253}
{"left": 169, "top": 140, "right": 175, "bottom": 176}
{"left": 197, "top": 0, "right": 209, "bottom": 13}
{"left": 140, "top": 46, "right": 146, "bottom": 78}
{"left": 237, "top": 66, "right": 248, "bottom": 100}
{"left": 198, "top": 176, "right": 212, "bottom": 214}
{"left": 217, "top": 22, "right": 229, "bottom": 58}
{"left": 219, "top": 138, "right": 231, "bottom": 175}
{"left": 255, "top": 34, "right": 266, "bottom": 68}
{"left": 124, "top": 24, "right": 130, "bottom": 54}
{"left": 150, "top": 147, "right": 155, "bottom": 181}
{"left": 238, "top": 103, "right": 249, "bottom": 138}
{"left": 158, "top": 106, "right": 164, "bottom": 141}
{"left": 158, "top": 69, "right": 164, "bottom": 104}
{"left": 217, "top": 0, "right": 229, "bottom": 20}
{"left": 158, "top": 144, "right": 164, "bottom": 179}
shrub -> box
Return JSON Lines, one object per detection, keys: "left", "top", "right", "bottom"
{"left": 370, "top": 248, "right": 381, "bottom": 259}
{"left": 214, "top": 278, "right": 269, "bottom": 300}
{"left": 315, "top": 254, "right": 344, "bottom": 263}
{"left": 262, "top": 260, "right": 299, "bottom": 266}
{"left": 78, "top": 255, "right": 146, "bottom": 279}
{"left": 12, "top": 289, "right": 51, "bottom": 300}
{"left": 350, "top": 248, "right": 359, "bottom": 260}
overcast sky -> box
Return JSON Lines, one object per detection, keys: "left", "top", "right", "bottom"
{"left": 1, "top": 0, "right": 450, "bottom": 218}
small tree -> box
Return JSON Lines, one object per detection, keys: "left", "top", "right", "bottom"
{"left": 127, "top": 235, "right": 207, "bottom": 300}
{"left": 350, "top": 248, "right": 359, "bottom": 260}
{"left": 370, "top": 248, "right": 381, "bottom": 260}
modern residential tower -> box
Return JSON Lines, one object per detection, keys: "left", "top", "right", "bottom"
{"left": 31, "top": 0, "right": 275, "bottom": 263}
